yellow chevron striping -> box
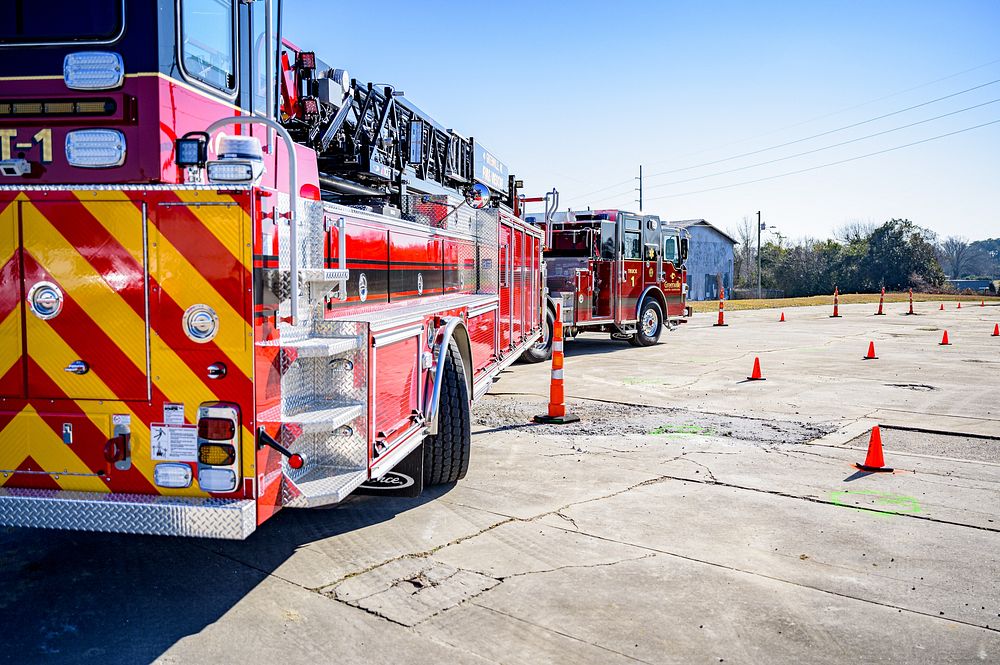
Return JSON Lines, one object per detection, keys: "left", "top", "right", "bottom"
{"left": 18, "top": 405, "right": 108, "bottom": 493}
{"left": 0, "top": 406, "right": 30, "bottom": 480}
{"left": 171, "top": 190, "right": 252, "bottom": 270}
{"left": 77, "top": 190, "right": 253, "bottom": 371}
{"left": 0, "top": 311, "right": 22, "bottom": 381}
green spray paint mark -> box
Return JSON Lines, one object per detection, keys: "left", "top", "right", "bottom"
{"left": 623, "top": 377, "right": 669, "bottom": 386}
{"left": 649, "top": 423, "right": 715, "bottom": 436}
{"left": 829, "top": 490, "right": 922, "bottom": 518}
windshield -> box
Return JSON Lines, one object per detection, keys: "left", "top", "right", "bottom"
{"left": 0, "top": 0, "right": 123, "bottom": 45}
{"left": 548, "top": 230, "right": 592, "bottom": 257}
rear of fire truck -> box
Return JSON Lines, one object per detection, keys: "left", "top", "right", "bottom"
{"left": 0, "top": 0, "right": 543, "bottom": 539}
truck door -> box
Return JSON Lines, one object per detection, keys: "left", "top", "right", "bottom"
{"left": 617, "top": 214, "right": 644, "bottom": 322}
{"left": 592, "top": 221, "right": 616, "bottom": 319}
{"left": 499, "top": 223, "right": 512, "bottom": 351}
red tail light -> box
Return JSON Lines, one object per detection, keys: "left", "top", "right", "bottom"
{"left": 198, "top": 417, "right": 235, "bottom": 440}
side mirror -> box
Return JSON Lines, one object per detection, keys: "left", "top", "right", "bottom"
{"left": 680, "top": 237, "right": 689, "bottom": 262}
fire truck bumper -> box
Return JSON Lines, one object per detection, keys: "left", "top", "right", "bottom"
{"left": 0, "top": 488, "right": 256, "bottom": 540}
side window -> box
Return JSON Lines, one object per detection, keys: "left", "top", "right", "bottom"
{"left": 623, "top": 231, "right": 642, "bottom": 260}
{"left": 663, "top": 236, "right": 678, "bottom": 263}
{"left": 600, "top": 221, "right": 616, "bottom": 259}
{"left": 180, "top": 0, "right": 236, "bottom": 93}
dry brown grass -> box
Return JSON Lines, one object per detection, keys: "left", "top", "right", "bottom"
{"left": 690, "top": 292, "right": 1000, "bottom": 313}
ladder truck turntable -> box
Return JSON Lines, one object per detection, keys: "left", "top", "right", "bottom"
{"left": 520, "top": 204, "right": 690, "bottom": 362}
{"left": 0, "top": 0, "right": 545, "bottom": 539}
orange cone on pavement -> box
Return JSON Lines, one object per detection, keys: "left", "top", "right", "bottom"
{"left": 863, "top": 341, "right": 878, "bottom": 360}
{"left": 939, "top": 303, "right": 944, "bottom": 311}
{"left": 534, "top": 303, "right": 580, "bottom": 424}
{"left": 746, "top": 356, "right": 765, "bottom": 381}
{"left": 981, "top": 300, "right": 985, "bottom": 308}
{"left": 905, "top": 288, "right": 915, "bottom": 316}
{"left": 957, "top": 302, "right": 962, "bottom": 309}
{"left": 830, "top": 287, "right": 842, "bottom": 318}
{"left": 856, "top": 426, "right": 893, "bottom": 472}
{"left": 940, "top": 330, "right": 951, "bottom": 346}
{"left": 779, "top": 312, "right": 785, "bottom": 322}
{"left": 874, "top": 287, "right": 885, "bottom": 315}
{"left": 714, "top": 287, "right": 728, "bottom": 327}
{"left": 992, "top": 323, "right": 999, "bottom": 337}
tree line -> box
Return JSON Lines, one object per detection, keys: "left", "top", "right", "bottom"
{"left": 729, "top": 218, "right": 998, "bottom": 297}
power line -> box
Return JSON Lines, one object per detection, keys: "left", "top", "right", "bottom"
{"left": 644, "top": 117, "right": 1000, "bottom": 202}
{"left": 644, "top": 78, "right": 1000, "bottom": 179}
{"left": 566, "top": 175, "right": 635, "bottom": 199}
{"left": 643, "top": 97, "right": 1000, "bottom": 192}
{"left": 645, "top": 55, "right": 1000, "bottom": 166}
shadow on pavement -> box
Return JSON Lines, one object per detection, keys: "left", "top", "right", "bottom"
{"left": 0, "top": 485, "right": 453, "bottom": 664}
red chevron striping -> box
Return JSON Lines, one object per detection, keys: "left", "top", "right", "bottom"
{"left": 22, "top": 356, "right": 158, "bottom": 494}
{"left": 4, "top": 456, "right": 62, "bottom": 490}
{"left": 147, "top": 191, "right": 250, "bottom": 318}
{"left": 30, "top": 195, "right": 253, "bottom": 396}
{"left": 22, "top": 251, "right": 167, "bottom": 421}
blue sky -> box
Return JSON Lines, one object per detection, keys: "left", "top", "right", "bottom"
{"left": 286, "top": 0, "right": 999, "bottom": 241}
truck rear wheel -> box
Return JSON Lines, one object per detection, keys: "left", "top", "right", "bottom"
{"left": 424, "top": 340, "right": 471, "bottom": 485}
{"left": 631, "top": 299, "right": 663, "bottom": 347}
{"left": 520, "top": 308, "right": 554, "bottom": 363}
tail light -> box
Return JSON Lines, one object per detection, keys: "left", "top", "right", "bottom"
{"left": 196, "top": 403, "right": 240, "bottom": 493}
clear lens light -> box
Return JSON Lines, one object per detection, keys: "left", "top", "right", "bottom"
{"left": 63, "top": 52, "right": 124, "bottom": 90}
{"left": 207, "top": 161, "right": 254, "bottom": 183}
{"left": 65, "top": 129, "right": 126, "bottom": 168}
{"left": 154, "top": 463, "right": 193, "bottom": 489}
{"left": 198, "top": 467, "right": 237, "bottom": 492}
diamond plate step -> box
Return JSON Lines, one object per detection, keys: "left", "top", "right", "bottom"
{"left": 298, "top": 268, "right": 349, "bottom": 283}
{"left": 256, "top": 335, "right": 362, "bottom": 357}
{"left": 259, "top": 402, "right": 364, "bottom": 435}
{"left": 283, "top": 467, "right": 368, "bottom": 508}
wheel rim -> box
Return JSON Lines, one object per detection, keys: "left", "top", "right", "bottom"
{"left": 641, "top": 307, "right": 658, "bottom": 337}
{"left": 533, "top": 317, "right": 551, "bottom": 351}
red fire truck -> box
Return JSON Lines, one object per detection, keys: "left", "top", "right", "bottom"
{"left": 0, "top": 0, "right": 545, "bottom": 538}
{"left": 520, "top": 206, "right": 689, "bottom": 361}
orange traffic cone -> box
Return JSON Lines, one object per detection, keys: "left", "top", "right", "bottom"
{"left": 905, "top": 288, "right": 915, "bottom": 316}
{"left": 830, "top": 287, "right": 842, "bottom": 318}
{"left": 779, "top": 312, "right": 785, "bottom": 322}
{"left": 746, "top": 357, "right": 765, "bottom": 381}
{"left": 534, "top": 303, "right": 580, "bottom": 424}
{"left": 991, "top": 323, "right": 999, "bottom": 337}
{"left": 874, "top": 287, "right": 885, "bottom": 315}
{"left": 714, "top": 287, "right": 728, "bottom": 327}
{"left": 939, "top": 330, "right": 951, "bottom": 346}
{"left": 863, "top": 341, "right": 878, "bottom": 360}
{"left": 957, "top": 302, "right": 962, "bottom": 309}
{"left": 981, "top": 300, "right": 985, "bottom": 308}
{"left": 856, "top": 426, "right": 893, "bottom": 472}
{"left": 939, "top": 303, "right": 944, "bottom": 311}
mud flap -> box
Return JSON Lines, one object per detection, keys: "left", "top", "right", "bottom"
{"left": 355, "top": 442, "right": 424, "bottom": 498}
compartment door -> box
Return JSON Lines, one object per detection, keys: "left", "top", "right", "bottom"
{"left": 0, "top": 201, "right": 23, "bottom": 398}
{"left": 20, "top": 200, "right": 151, "bottom": 402}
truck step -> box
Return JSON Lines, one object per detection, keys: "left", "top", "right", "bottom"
{"left": 283, "top": 467, "right": 368, "bottom": 508}
{"left": 257, "top": 335, "right": 362, "bottom": 357}
{"left": 259, "top": 402, "right": 364, "bottom": 436}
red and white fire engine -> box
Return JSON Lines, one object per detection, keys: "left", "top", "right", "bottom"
{"left": 0, "top": 0, "right": 545, "bottom": 538}
{"left": 519, "top": 205, "right": 689, "bottom": 361}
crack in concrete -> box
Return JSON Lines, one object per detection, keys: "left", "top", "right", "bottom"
{"left": 538, "top": 519, "right": 1000, "bottom": 635}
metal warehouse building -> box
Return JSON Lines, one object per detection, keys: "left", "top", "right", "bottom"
{"left": 668, "top": 219, "right": 736, "bottom": 301}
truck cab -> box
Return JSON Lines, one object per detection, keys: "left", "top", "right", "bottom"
{"left": 530, "top": 209, "right": 688, "bottom": 349}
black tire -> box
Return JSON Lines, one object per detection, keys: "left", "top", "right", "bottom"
{"left": 424, "top": 340, "right": 471, "bottom": 485}
{"left": 520, "top": 308, "right": 554, "bottom": 363}
{"left": 632, "top": 300, "right": 663, "bottom": 347}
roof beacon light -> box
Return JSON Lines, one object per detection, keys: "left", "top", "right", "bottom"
{"left": 65, "top": 129, "right": 126, "bottom": 168}
{"left": 63, "top": 52, "right": 124, "bottom": 90}
{"left": 206, "top": 135, "right": 264, "bottom": 184}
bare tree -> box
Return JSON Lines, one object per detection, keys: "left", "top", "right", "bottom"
{"left": 835, "top": 219, "right": 876, "bottom": 244}
{"left": 733, "top": 215, "right": 756, "bottom": 287}
{"left": 937, "top": 236, "right": 986, "bottom": 278}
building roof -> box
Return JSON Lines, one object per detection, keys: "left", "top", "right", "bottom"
{"left": 666, "top": 219, "right": 737, "bottom": 245}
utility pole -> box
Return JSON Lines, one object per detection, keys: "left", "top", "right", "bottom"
{"left": 756, "top": 210, "right": 762, "bottom": 299}
{"left": 636, "top": 165, "right": 643, "bottom": 210}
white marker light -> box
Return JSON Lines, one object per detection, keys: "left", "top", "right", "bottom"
{"left": 65, "top": 129, "right": 126, "bottom": 168}
{"left": 154, "top": 463, "right": 193, "bottom": 489}
{"left": 198, "top": 467, "right": 237, "bottom": 493}
{"left": 63, "top": 52, "right": 124, "bottom": 90}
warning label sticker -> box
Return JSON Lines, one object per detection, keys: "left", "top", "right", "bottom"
{"left": 150, "top": 424, "right": 198, "bottom": 461}
{"left": 163, "top": 403, "right": 185, "bottom": 426}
